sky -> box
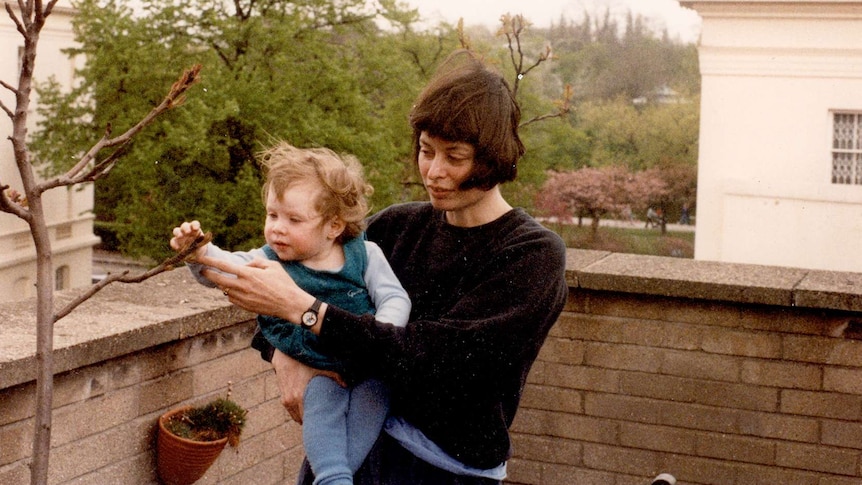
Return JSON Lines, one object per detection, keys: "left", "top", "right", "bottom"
{"left": 403, "top": 0, "right": 702, "bottom": 43}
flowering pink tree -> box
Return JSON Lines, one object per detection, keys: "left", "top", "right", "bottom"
{"left": 537, "top": 166, "right": 669, "bottom": 238}
{"left": 627, "top": 167, "right": 673, "bottom": 232}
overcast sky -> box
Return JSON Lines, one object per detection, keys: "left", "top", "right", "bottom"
{"left": 404, "top": 0, "right": 702, "bottom": 43}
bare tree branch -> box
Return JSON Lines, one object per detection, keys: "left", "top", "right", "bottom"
{"left": 42, "top": 0, "right": 59, "bottom": 19}
{"left": 6, "top": 4, "right": 202, "bottom": 484}
{"left": 5, "top": 2, "right": 27, "bottom": 35}
{"left": 521, "top": 111, "right": 567, "bottom": 128}
{"left": 521, "top": 84, "right": 573, "bottom": 128}
{"left": 0, "top": 78, "right": 18, "bottom": 94}
{"left": 53, "top": 232, "right": 213, "bottom": 321}
{"left": 77, "top": 143, "right": 128, "bottom": 183}
{"left": 0, "top": 184, "right": 31, "bottom": 220}
{"left": 0, "top": 100, "right": 12, "bottom": 119}
{"left": 518, "top": 45, "right": 552, "bottom": 79}
{"left": 463, "top": 13, "right": 571, "bottom": 129}
{"left": 500, "top": 14, "right": 554, "bottom": 99}
{"left": 38, "top": 64, "right": 202, "bottom": 192}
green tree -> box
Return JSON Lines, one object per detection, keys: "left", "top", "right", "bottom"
{"left": 32, "top": 0, "right": 452, "bottom": 260}
{"left": 550, "top": 8, "right": 699, "bottom": 102}
{"left": 575, "top": 97, "right": 698, "bottom": 171}
{"left": 31, "top": 2, "right": 701, "bottom": 257}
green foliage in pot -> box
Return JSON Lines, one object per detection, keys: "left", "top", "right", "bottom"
{"left": 163, "top": 397, "right": 247, "bottom": 447}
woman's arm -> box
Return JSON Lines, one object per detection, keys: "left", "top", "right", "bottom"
{"left": 196, "top": 256, "right": 347, "bottom": 423}
{"left": 318, "top": 226, "right": 569, "bottom": 466}
{"left": 323, "top": 232, "right": 568, "bottom": 387}
{"left": 196, "top": 255, "right": 319, "bottom": 324}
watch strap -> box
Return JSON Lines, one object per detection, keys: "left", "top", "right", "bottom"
{"left": 309, "top": 298, "right": 322, "bottom": 314}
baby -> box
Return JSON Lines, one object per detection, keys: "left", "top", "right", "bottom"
{"left": 170, "top": 141, "right": 410, "bottom": 485}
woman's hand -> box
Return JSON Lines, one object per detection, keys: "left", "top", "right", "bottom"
{"left": 271, "top": 349, "right": 345, "bottom": 423}
{"left": 196, "top": 255, "right": 315, "bottom": 323}
{"left": 169, "top": 220, "right": 207, "bottom": 260}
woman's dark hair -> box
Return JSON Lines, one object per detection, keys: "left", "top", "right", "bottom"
{"left": 409, "top": 50, "right": 525, "bottom": 191}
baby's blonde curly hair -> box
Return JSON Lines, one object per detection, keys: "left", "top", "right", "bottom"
{"left": 259, "top": 141, "right": 373, "bottom": 243}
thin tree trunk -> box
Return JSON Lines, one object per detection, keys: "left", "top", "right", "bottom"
{"left": 590, "top": 214, "right": 601, "bottom": 241}
{"left": 7, "top": 5, "right": 54, "bottom": 481}
{"left": 1, "top": 5, "right": 207, "bottom": 485}
{"left": 29, "top": 195, "right": 54, "bottom": 485}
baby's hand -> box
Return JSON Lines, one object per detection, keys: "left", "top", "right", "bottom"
{"left": 170, "top": 220, "right": 207, "bottom": 260}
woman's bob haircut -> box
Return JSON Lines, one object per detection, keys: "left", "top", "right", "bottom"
{"left": 409, "top": 50, "right": 525, "bottom": 191}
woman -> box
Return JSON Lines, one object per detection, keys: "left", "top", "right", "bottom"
{"left": 198, "top": 49, "right": 569, "bottom": 484}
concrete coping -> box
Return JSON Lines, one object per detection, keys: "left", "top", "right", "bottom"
{"left": 566, "top": 248, "right": 862, "bottom": 312}
{"left": 0, "top": 269, "right": 253, "bottom": 391}
{"left": 3, "top": 250, "right": 862, "bottom": 391}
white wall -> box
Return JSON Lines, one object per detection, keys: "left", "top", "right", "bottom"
{"left": 0, "top": 2, "right": 98, "bottom": 302}
{"left": 682, "top": 0, "right": 862, "bottom": 271}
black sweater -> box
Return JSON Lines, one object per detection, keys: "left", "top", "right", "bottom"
{"left": 320, "top": 202, "right": 568, "bottom": 469}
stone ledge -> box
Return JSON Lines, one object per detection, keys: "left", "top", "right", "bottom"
{"left": 567, "top": 249, "right": 862, "bottom": 312}
{"left": 4, "top": 251, "right": 862, "bottom": 391}
{"left": 0, "top": 269, "right": 253, "bottom": 390}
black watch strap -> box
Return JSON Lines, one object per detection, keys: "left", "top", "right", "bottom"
{"left": 301, "top": 298, "right": 323, "bottom": 328}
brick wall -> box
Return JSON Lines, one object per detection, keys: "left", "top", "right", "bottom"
{"left": 3, "top": 249, "right": 862, "bottom": 484}
{"left": 0, "top": 270, "right": 307, "bottom": 484}
{"left": 508, "top": 250, "right": 862, "bottom": 485}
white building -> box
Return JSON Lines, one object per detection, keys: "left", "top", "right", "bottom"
{"left": 681, "top": 0, "right": 862, "bottom": 272}
{"left": 0, "top": 2, "right": 98, "bottom": 302}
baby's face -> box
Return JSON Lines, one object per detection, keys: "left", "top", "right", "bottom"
{"left": 263, "top": 182, "right": 329, "bottom": 263}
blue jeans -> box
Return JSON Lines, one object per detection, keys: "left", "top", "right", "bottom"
{"left": 303, "top": 376, "right": 389, "bottom": 485}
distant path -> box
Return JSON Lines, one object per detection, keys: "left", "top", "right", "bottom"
{"left": 538, "top": 217, "right": 695, "bottom": 233}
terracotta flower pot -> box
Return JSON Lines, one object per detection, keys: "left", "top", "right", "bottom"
{"left": 156, "top": 406, "right": 228, "bottom": 485}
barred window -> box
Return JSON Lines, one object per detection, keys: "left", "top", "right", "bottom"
{"left": 832, "top": 112, "right": 862, "bottom": 185}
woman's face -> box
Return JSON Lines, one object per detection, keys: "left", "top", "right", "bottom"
{"left": 418, "top": 132, "right": 488, "bottom": 215}
{"left": 263, "top": 180, "right": 337, "bottom": 264}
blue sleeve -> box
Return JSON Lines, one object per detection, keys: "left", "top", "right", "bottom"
{"left": 186, "top": 244, "right": 266, "bottom": 288}
{"left": 363, "top": 241, "right": 411, "bottom": 327}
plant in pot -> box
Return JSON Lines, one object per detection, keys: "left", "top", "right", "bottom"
{"left": 156, "top": 386, "right": 247, "bottom": 485}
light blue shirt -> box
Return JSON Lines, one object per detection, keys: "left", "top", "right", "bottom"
{"left": 384, "top": 416, "right": 507, "bottom": 481}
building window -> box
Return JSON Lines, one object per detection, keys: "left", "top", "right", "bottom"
{"left": 14, "top": 233, "right": 30, "bottom": 249}
{"left": 55, "top": 265, "right": 70, "bottom": 291}
{"left": 832, "top": 112, "right": 862, "bottom": 185}
{"left": 56, "top": 223, "right": 72, "bottom": 240}
{"left": 14, "top": 277, "right": 33, "bottom": 300}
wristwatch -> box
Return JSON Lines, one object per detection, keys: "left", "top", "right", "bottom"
{"left": 301, "top": 298, "right": 323, "bottom": 329}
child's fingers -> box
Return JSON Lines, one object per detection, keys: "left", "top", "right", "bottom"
{"left": 170, "top": 221, "right": 203, "bottom": 252}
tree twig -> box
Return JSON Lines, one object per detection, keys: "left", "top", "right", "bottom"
{"left": 5, "top": 2, "right": 26, "bottom": 35}
{"left": 38, "top": 64, "right": 202, "bottom": 192}
{"left": 0, "top": 77, "right": 18, "bottom": 94}
{"left": 53, "top": 231, "right": 213, "bottom": 321}
{"left": 520, "top": 84, "right": 573, "bottom": 128}
{"left": 0, "top": 183, "right": 31, "bottom": 220}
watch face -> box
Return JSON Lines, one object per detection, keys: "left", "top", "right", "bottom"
{"left": 302, "top": 311, "right": 317, "bottom": 327}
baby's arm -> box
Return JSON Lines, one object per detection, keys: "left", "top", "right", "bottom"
{"left": 169, "top": 220, "right": 263, "bottom": 288}
{"left": 363, "top": 241, "right": 411, "bottom": 327}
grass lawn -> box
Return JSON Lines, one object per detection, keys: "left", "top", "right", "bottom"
{"left": 543, "top": 222, "right": 695, "bottom": 258}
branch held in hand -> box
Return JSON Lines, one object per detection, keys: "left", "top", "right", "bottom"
{"left": 53, "top": 231, "right": 213, "bottom": 321}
